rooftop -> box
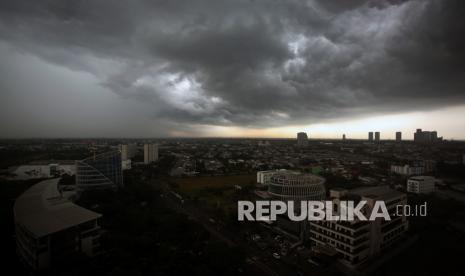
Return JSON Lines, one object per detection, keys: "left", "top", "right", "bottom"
{"left": 14, "top": 178, "right": 101, "bottom": 238}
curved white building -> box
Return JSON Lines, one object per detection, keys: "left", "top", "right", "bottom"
{"left": 268, "top": 171, "right": 326, "bottom": 201}
{"left": 14, "top": 179, "right": 102, "bottom": 271}
{"left": 76, "top": 151, "right": 123, "bottom": 191}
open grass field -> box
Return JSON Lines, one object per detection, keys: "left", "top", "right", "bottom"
{"left": 172, "top": 174, "right": 256, "bottom": 211}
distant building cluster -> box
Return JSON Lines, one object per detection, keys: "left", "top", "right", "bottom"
{"left": 9, "top": 161, "right": 75, "bottom": 180}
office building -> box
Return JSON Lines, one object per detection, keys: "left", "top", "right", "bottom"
{"left": 14, "top": 179, "right": 102, "bottom": 271}
{"left": 396, "top": 132, "right": 402, "bottom": 142}
{"left": 297, "top": 132, "right": 309, "bottom": 147}
{"left": 310, "top": 186, "right": 408, "bottom": 268}
{"left": 368, "top": 132, "right": 373, "bottom": 141}
{"left": 375, "top": 132, "right": 380, "bottom": 142}
{"left": 76, "top": 151, "right": 123, "bottom": 191}
{"left": 144, "top": 144, "right": 159, "bottom": 164}
{"left": 414, "top": 129, "right": 442, "bottom": 143}
{"left": 407, "top": 176, "right": 435, "bottom": 194}
{"left": 268, "top": 171, "right": 325, "bottom": 239}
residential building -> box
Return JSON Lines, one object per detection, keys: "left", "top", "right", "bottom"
{"left": 14, "top": 178, "right": 102, "bottom": 271}
{"left": 390, "top": 164, "right": 424, "bottom": 176}
{"left": 414, "top": 129, "right": 442, "bottom": 143}
{"left": 297, "top": 132, "right": 309, "bottom": 147}
{"left": 407, "top": 176, "right": 435, "bottom": 194}
{"left": 144, "top": 143, "right": 159, "bottom": 164}
{"left": 310, "top": 186, "right": 409, "bottom": 268}
{"left": 119, "top": 143, "right": 137, "bottom": 161}
{"left": 396, "top": 132, "right": 402, "bottom": 142}
{"left": 375, "top": 132, "right": 380, "bottom": 142}
{"left": 368, "top": 132, "right": 373, "bottom": 141}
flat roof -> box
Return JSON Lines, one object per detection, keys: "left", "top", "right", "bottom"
{"left": 14, "top": 178, "right": 101, "bottom": 238}
{"left": 350, "top": 186, "right": 404, "bottom": 200}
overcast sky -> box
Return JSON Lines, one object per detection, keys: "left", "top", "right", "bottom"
{"left": 1, "top": 0, "right": 464, "bottom": 139}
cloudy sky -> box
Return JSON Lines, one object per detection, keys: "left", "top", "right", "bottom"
{"left": 1, "top": 0, "right": 464, "bottom": 139}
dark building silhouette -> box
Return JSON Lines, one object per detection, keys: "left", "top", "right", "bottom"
{"left": 414, "top": 129, "right": 442, "bottom": 143}
{"left": 396, "top": 131, "right": 402, "bottom": 142}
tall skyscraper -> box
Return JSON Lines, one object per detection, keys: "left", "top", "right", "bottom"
{"left": 342, "top": 134, "right": 346, "bottom": 140}
{"left": 396, "top": 131, "right": 402, "bottom": 142}
{"left": 375, "top": 132, "right": 380, "bottom": 142}
{"left": 144, "top": 144, "right": 159, "bottom": 164}
{"left": 297, "top": 132, "right": 308, "bottom": 146}
{"left": 368, "top": 132, "right": 373, "bottom": 141}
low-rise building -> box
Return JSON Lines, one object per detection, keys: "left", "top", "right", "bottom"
{"left": 407, "top": 176, "right": 435, "bottom": 194}
{"left": 310, "top": 186, "right": 409, "bottom": 268}
{"left": 14, "top": 178, "right": 102, "bottom": 271}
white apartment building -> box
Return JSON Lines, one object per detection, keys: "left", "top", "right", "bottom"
{"left": 407, "top": 176, "right": 435, "bottom": 194}
{"left": 310, "top": 186, "right": 409, "bottom": 268}
{"left": 390, "top": 164, "right": 424, "bottom": 176}
{"left": 144, "top": 144, "right": 159, "bottom": 164}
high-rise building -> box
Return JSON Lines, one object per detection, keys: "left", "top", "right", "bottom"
{"left": 396, "top": 131, "right": 402, "bottom": 142}
{"left": 144, "top": 143, "right": 159, "bottom": 164}
{"left": 310, "top": 186, "right": 409, "bottom": 268}
{"left": 14, "top": 179, "right": 102, "bottom": 271}
{"left": 414, "top": 129, "right": 442, "bottom": 143}
{"left": 343, "top": 134, "right": 346, "bottom": 140}
{"left": 297, "top": 132, "right": 309, "bottom": 147}
{"left": 76, "top": 151, "right": 123, "bottom": 191}
{"left": 119, "top": 143, "right": 137, "bottom": 161}
{"left": 375, "top": 132, "right": 380, "bottom": 142}
{"left": 368, "top": 132, "right": 373, "bottom": 141}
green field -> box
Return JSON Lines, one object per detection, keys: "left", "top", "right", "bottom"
{"left": 172, "top": 174, "right": 256, "bottom": 211}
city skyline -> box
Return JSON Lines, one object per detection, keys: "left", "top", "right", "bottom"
{"left": 1, "top": 0, "right": 465, "bottom": 139}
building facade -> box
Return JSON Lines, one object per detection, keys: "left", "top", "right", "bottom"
{"left": 310, "top": 186, "right": 409, "bottom": 268}
{"left": 407, "top": 176, "right": 435, "bottom": 194}
{"left": 144, "top": 144, "right": 159, "bottom": 164}
{"left": 390, "top": 164, "right": 425, "bottom": 176}
{"left": 14, "top": 179, "right": 102, "bottom": 271}
{"left": 297, "top": 132, "right": 309, "bottom": 147}
{"left": 76, "top": 151, "right": 123, "bottom": 191}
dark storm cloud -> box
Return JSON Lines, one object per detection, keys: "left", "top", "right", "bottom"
{"left": 1, "top": 0, "right": 464, "bottom": 130}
